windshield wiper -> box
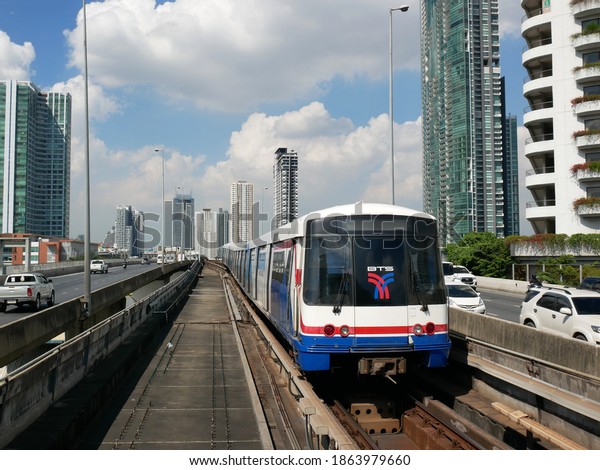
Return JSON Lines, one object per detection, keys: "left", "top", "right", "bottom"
{"left": 409, "top": 255, "right": 428, "bottom": 311}
{"left": 333, "top": 271, "right": 350, "bottom": 314}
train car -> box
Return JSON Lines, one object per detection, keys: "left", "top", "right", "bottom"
{"left": 223, "top": 202, "right": 450, "bottom": 376}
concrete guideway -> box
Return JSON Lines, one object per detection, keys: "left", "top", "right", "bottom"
{"left": 83, "top": 265, "right": 274, "bottom": 450}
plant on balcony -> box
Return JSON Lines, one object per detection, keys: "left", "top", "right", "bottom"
{"left": 570, "top": 0, "right": 594, "bottom": 6}
{"left": 572, "top": 128, "right": 600, "bottom": 138}
{"left": 571, "top": 23, "right": 600, "bottom": 39}
{"left": 507, "top": 233, "right": 600, "bottom": 252}
{"left": 573, "top": 61, "right": 600, "bottom": 73}
{"left": 571, "top": 94, "right": 600, "bottom": 106}
{"left": 570, "top": 161, "right": 600, "bottom": 174}
{"left": 573, "top": 197, "right": 600, "bottom": 210}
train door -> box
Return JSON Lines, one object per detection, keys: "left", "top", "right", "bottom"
{"left": 249, "top": 248, "right": 256, "bottom": 299}
{"left": 270, "top": 240, "right": 293, "bottom": 332}
{"left": 256, "top": 245, "right": 270, "bottom": 310}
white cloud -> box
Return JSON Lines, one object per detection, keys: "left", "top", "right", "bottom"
{"left": 498, "top": 2, "right": 524, "bottom": 39}
{"left": 65, "top": 0, "right": 423, "bottom": 113}
{"left": 48, "top": 76, "right": 121, "bottom": 176}
{"left": 0, "top": 31, "right": 35, "bottom": 80}
{"left": 197, "top": 102, "right": 422, "bottom": 230}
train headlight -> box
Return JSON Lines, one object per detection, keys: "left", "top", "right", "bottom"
{"left": 425, "top": 322, "right": 436, "bottom": 335}
{"left": 324, "top": 324, "right": 335, "bottom": 337}
{"left": 340, "top": 325, "right": 350, "bottom": 337}
{"left": 413, "top": 324, "right": 423, "bottom": 335}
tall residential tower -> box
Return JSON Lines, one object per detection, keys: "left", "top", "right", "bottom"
{"left": 0, "top": 80, "right": 71, "bottom": 237}
{"left": 421, "top": 0, "right": 516, "bottom": 243}
{"left": 273, "top": 147, "right": 299, "bottom": 229}
{"left": 230, "top": 181, "right": 254, "bottom": 243}
{"left": 522, "top": 1, "right": 600, "bottom": 234}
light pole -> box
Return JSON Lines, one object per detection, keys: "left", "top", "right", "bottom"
{"left": 82, "top": 0, "right": 91, "bottom": 319}
{"left": 389, "top": 5, "right": 409, "bottom": 205}
{"left": 155, "top": 148, "right": 165, "bottom": 271}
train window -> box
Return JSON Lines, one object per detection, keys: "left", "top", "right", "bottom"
{"left": 354, "top": 237, "right": 408, "bottom": 306}
{"left": 406, "top": 237, "right": 446, "bottom": 306}
{"left": 304, "top": 236, "right": 353, "bottom": 306}
{"left": 303, "top": 215, "right": 445, "bottom": 307}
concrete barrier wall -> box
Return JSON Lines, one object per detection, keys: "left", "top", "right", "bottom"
{"left": 0, "top": 261, "right": 201, "bottom": 448}
{"left": 477, "top": 277, "right": 529, "bottom": 295}
{"left": 449, "top": 306, "right": 600, "bottom": 378}
{"left": 0, "top": 261, "right": 190, "bottom": 366}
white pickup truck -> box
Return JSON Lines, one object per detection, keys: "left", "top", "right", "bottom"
{"left": 90, "top": 259, "right": 109, "bottom": 274}
{"left": 0, "top": 273, "right": 55, "bottom": 312}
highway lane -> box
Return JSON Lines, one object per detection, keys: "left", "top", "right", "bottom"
{"left": 478, "top": 288, "right": 527, "bottom": 323}
{"left": 0, "top": 263, "right": 159, "bottom": 326}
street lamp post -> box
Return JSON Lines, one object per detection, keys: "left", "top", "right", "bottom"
{"left": 389, "top": 5, "right": 409, "bottom": 206}
{"left": 82, "top": 0, "right": 92, "bottom": 319}
{"left": 155, "top": 148, "right": 165, "bottom": 271}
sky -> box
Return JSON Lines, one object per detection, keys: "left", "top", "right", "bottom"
{"left": 0, "top": 0, "right": 532, "bottom": 242}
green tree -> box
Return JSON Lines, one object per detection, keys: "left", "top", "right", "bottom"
{"left": 445, "top": 232, "right": 512, "bottom": 278}
{"left": 537, "top": 255, "right": 578, "bottom": 286}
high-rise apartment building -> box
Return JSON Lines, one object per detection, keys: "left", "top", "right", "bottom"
{"left": 522, "top": 1, "right": 600, "bottom": 234}
{"left": 230, "top": 181, "right": 254, "bottom": 243}
{"left": 114, "top": 205, "right": 144, "bottom": 256}
{"left": 167, "top": 190, "right": 195, "bottom": 250}
{"left": 421, "top": 0, "right": 515, "bottom": 243}
{"left": 273, "top": 147, "right": 299, "bottom": 229}
{"left": 0, "top": 80, "right": 71, "bottom": 237}
{"left": 503, "top": 112, "right": 520, "bottom": 237}
{"left": 195, "top": 208, "right": 229, "bottom": 259}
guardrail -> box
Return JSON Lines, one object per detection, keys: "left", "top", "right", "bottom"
{"left": 0, "top": 260, "right": 202, "bottom": 448}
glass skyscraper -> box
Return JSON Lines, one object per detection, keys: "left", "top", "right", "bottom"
{"left": 0, "top": 80, "right": 71, "bottom": 237}
{"left": 421, "top": 0, "right": 515, "bottom": 244}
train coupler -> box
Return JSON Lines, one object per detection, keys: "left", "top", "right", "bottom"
{"left": 358, "top": 357, "right": 407, "bottom": 376}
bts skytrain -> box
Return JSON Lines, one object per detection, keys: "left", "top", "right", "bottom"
{"left": 222, "top": 202, "right": 450, "bottom": 375}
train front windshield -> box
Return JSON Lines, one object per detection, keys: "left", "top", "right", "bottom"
{"left": 303, "top": 214, "right": 446, "bottom": 307}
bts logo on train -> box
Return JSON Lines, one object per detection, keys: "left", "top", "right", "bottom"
{"left": 367, "top": 266, "right": 394, "bottom": 300}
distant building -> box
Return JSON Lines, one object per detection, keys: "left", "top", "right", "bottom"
{"left": 0, "top": 233, "right": 97, "bottom": 266}
{"left": 168, "top": 190, "right": 195, "bottom": 250}
{"left": 521, "top": 2, "right": 600, "bottom": 234}
{"left": 114, "top": 205, "right": 144, "bottom": 256}
{"left": 195, "top": 208, "right": 230, "bottom": 259}
{"left": 273, "top": 147, "right": 299, "bottom": 229}
{"left": 230, "top": 181, "right": 254, "bottom": 243}
{"left": 0, "top": 80, "right": 71, "bottom": 237}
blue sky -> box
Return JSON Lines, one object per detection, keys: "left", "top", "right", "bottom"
{"left": 0, "top": 0, "right": 531, "bottom": 241}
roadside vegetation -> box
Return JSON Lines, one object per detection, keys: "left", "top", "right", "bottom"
{"left": 445, "top": 232, "right": 600, "bottom": 285}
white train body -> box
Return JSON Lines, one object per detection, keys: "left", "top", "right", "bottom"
{"left": 223, "top": 202, "right": 450, "bottom": 374}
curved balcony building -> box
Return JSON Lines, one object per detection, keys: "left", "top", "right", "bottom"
{"left": 521, "top": 0, "right": 600, "bottom": 234}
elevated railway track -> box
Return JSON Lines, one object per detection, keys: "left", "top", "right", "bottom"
{"left": 1, "top": 260, "right": 598, "bottom": 450}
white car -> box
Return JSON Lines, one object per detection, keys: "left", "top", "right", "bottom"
{"left": 90, "top": 259, "right": 108, "bottom": 274}
{"left": 447, "top": 281, "right": 485, "bottom": 314}
{"left": 453, "top": 265, "right": 477, "bottom": 290}
{"left": 519, "top": 287, "right": 600, "bottom": 345}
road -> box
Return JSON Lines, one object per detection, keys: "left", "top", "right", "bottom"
{"left": 0, "top": 263, "right": 159, "bottom": 326}
{"left": 478, "top": 288, "right": 526, "bottom": 323}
